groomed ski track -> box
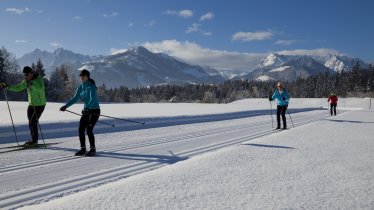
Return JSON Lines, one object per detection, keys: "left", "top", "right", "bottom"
{"left": 0, "top": 109, "right": 332, "bottom": 209}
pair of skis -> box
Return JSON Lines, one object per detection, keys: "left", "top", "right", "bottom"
{"left": 0, "top": 143, "right": 58, "bottom": 154}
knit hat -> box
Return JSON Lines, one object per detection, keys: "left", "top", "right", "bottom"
{"left": 79, "top": 69, "right": 90, "bottom": 77}
{"left": 23, "top": 66, "right": 33, "bottom": 75}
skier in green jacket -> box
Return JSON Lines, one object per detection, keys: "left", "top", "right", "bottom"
{"left": 0, "top": 66, "right": 46, "bottom": 147}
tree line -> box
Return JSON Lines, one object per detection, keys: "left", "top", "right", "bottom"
{"left": 1, "top": 47, "right": 374, "bottom": 104}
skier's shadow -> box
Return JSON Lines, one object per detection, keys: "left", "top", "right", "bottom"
{"left": 45, "top": 146, "right": 188, "bottom": 164}
{"left": 96, "top": 151, "right": 188, "bottom": 164}
{"left": 326, "top": 119, "right": 374, "bottom": 123}
{"left": 244, "top": 143, "right": 295, "bottom": 149}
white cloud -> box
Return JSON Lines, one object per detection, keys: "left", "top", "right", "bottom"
{"left": 165, "top": 10, "right": 177, "bottom": 15}
{"left": 73, "top": 16, "right": 82, "bottom": 20}
{"left": 165, "top": 9, "right": 193, "bottom": 18}
{"left": 275, "top": 40, "right": 298, "bottom": 46}
{"left": 185, "top": 23, "right": 212, "bottom": 36}
{"left": 186, "top": 23, "right": 201, "bottom": 33}
{"left": 50, "top": 42, "right": 61, "bottom": 48}
{"left": 179, "top": 10, "right": 193, "bottom": 18}
{"left": 128, "top": 22, "right": 134, "bottom": 27}
{"left": 103, "top": 12, "right": 119, "bottom": 18}
{"left": 15, "top": 40, "right": 27, "bottom": 43}
{"left": 203, "top": 32, "right": 212, "bottom": 36}
{"left": 232, "top": 31, "right": 273, "bottom": 42}
{"left": 6, "top": 7, "right": 31, "bottom": 14}
{"left": 200, "top": 12, "right": 214, "bottom": 21}
{"left": 142, "top": 39, "right": 266, "bottom": 72}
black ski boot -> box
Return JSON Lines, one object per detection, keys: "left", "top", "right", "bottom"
{"left": 24, "top": 140, "right": 38, "bottom": 148}
{"left": 75, "top": 147, "right": 86, "bottom": 156}
{"left": 85, "top": 148, "right": 96, "bottom": 157}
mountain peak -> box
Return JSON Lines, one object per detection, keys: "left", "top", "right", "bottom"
{"left": 128, "top": 46, "right": 152, "bottom": 56}
{"left": 258, "top": 53, "right": 287, "bottom": 68}
{"left": 53, "top": 48, "right": 72, "bottom": 55}
{"left": 32, "top": 48, "right": 43, "bottom": 53}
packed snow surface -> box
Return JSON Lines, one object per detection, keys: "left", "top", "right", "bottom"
{"left": 0, "top": 98, "right": 373, "bottom": 209}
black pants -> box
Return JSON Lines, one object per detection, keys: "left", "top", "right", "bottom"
{"left": 330, "top": 103, "right": 337, "bottom": 115}
{"left": 79, "top": 109, "right": 100, "bottom": 149}
{"left": 277, "top": 105, "right": 287, "bottom": 128}
{"left": 27, "top": 105, "right": 45, "bottom": 142}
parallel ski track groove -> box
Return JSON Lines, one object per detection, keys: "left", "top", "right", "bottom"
{"left": 0, "top": 112, "right": 330, "bottom": 209}
{"left": 0, "top": 112, "right": 323, "bottom": 174}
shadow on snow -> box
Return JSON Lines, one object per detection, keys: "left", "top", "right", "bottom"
{"left": 244, "top": 143, "right": 295, "bottom": 149}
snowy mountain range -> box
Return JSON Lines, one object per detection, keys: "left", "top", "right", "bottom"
{"left": 236, "top": 53, "right": 368, "bottom": 82}
{"left": 77, "top": 46, "right": 224, "bottom": 88}
{"left": 17, "top": 47, "right": 223, "bottom": 88}
{"left": 17, "top": 48, "right": 92, "bottom": 75}
{"left": 17, "top": 48, "right": 369, "bottom": 86}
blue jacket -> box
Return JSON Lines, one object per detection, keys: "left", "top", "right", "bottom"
{"left": 271, "top": 89, "right": 289, "bottom": 106}
{"left": 65, "top": 80, "right": 100, "bottom": 110}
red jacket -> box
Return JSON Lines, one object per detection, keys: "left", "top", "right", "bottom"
{"left": 328, "top": 95, "right": 338, "bottom": 104}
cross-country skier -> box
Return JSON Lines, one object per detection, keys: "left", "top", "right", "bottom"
{"left": 0, "top": 66, "right": 46, "bottom": 147}
{"left": 269, "top": 82, "right": 289, "bottom": 130}
{"left": 59, "top": 69, "right": 100, "bottom": 156}
{"left": 327, "top": 93, "right": 338, "bottom": 116}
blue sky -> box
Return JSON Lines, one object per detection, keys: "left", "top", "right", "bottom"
{"left": 1, "top": 0, "right": 373, "bottom": 71}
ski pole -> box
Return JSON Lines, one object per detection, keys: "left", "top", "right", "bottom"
{"left": 3, "top": 89, "right": 19, "bottom": 145}
{"left": 65, "top": 110, "right": 115, "bottom": 127}
{"left": 96, "top": 113, "right": 145, "bottom": 125}
{"left": 269, "top": 101, "right": 274, "bottom": 128}
{"left": 287, "top": 109, "right": 295, "bottom": 127}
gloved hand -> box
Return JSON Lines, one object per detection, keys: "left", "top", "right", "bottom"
{"left": 82, "top": 109, "right": 89, "bottom": 115}
{"left": 60, "top": 106, "right": 67, "bottom": 111}
{"left": 0, "top": 82, "right": 8, "bottom": 88}
{"left": 269, "top": 97, "right": 272, "bottom": 101}
{"left": 283, "top": 97, "right": 286, "bottom": 100}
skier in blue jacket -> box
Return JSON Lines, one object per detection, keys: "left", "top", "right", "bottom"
{"left": 269, "top": 82, "right": 289, "bottom": 129}
{"left": 60, "top": 69, "right": 100, "bottom": 156}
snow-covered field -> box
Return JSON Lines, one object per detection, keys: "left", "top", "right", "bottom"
{"left": 0, "top": 98, "right": 373, "bottom": 209}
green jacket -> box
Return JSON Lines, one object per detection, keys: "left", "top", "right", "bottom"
{"left": 8, "top": 75, "right": 46, "bottom": 106}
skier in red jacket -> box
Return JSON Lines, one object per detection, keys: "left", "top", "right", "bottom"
{"left": 327, "top": 93, "right": 338, "bottom": 116}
